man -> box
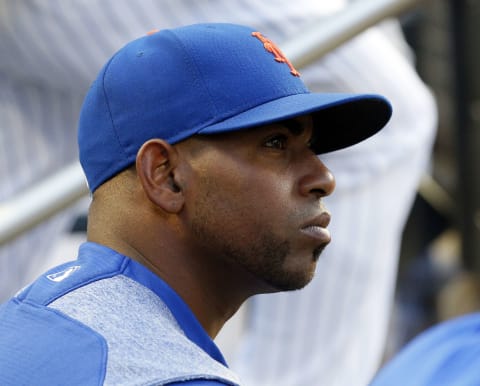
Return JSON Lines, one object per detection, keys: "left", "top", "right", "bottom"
{"left": 0, "top": 23, "right": 390, "bottom": 385}
{"left": 1, "top": 3, "right": 438, "bottom": 385}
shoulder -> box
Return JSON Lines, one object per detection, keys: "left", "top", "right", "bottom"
{"left": 0, "top": 244, "right": 240, "bottom": 386}
{"left": 0, "top": 298, "right": 107, "bottom": 385}
{"left": 47, "top": 275, "right": 240, "bottom": 385}
{"left": 371, "top": 312, "right": 480, "bottom": 386}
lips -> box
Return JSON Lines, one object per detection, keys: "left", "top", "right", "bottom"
{"left": 300, "top": 212, "right": 331, "bottom": 244}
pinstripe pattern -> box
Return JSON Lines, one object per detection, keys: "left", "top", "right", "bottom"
{"left": 0, "top": 1, "right": 437, "bottom": 385}
{"left": 0, "top": 73, "right": 84, "bottom": 300}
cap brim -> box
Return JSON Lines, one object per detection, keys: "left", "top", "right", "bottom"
{"left": 198, "top": 93, "right": 392, "bottom": 154}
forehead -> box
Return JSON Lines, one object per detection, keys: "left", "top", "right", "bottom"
{"left": 207, "top": 114, "right": 313, "bottom": 141}
{"left": 175, "top": 114, "right": 314, "bottom": 157}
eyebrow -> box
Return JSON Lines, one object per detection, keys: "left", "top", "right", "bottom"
{"left": 279, "top": 117, "right": 318, "bottom": 150}
{"left": 279, "top": 118, "right": 306, "bottom": 136}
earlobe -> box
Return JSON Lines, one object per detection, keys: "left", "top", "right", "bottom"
{"left": 136, "top": 139, "right": 185, "bottom": 213}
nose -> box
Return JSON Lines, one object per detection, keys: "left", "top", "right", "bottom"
{"left": 298, "top": 155, "right": 336, "bottom": 199}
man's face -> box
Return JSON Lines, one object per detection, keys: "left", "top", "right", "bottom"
{"left": 180, "top": 115, "right": 335, "bottom": 292}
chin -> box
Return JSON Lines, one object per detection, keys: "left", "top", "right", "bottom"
{"left": 265, "top": 267, "right": 316, "bottom": 292}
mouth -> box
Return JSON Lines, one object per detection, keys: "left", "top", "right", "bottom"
{"left": 300, "top": 212, "right": 331, "bottom": 245}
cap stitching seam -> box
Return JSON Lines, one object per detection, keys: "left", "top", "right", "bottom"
{"left": 168, "top": 30, "right": 219, "bottom": 130}
{"left": 101, "top": 53, "right": 130, "bottom": 162}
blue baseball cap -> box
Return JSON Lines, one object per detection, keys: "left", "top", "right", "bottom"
{"left": 79, "top": 23, "right": 392, "bottom": 192}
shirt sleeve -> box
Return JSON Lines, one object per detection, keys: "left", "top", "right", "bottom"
{"left": 370, "top": 312, "right": 480, "bottom": 386}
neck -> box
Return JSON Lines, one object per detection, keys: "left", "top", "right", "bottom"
{"left": 87, "top": 193, "right": 268, "bottom": 339}
{"left": 131, "top": 241, "right": 251, "bottom": 338}
{"left": 88, "top": 222, "right": 251, "bottom": 339}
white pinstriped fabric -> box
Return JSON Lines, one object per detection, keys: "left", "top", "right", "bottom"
{"left": 0, "top": 1, "right": 437, "bottom": 385}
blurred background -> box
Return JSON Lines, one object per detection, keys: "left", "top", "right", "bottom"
{"left": 1, "top": 0, "right": 479, "bottom": 371}
{"left": 385, "top": 0, "right": 480, "bottom": 359}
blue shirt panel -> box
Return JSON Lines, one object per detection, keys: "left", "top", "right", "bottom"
{"left": 0, "top": 299, "right": 107, "bottom": 385}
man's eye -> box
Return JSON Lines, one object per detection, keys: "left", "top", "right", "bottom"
{"left": 265, "top": 135, "right": 287, "bottom": 149}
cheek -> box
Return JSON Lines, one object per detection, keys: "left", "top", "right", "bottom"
{"left": 229, "top": 175, "right": 292, "bottom": 225}
{"left": 248, "top": 175, "right": 295, "bottom": 224}
{"left": 190, "top": 158, "right": 297, "bottom": 237}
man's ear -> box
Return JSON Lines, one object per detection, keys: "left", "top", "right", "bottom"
{"left": 136, "top": 139, "right": 184, "bottom": 213}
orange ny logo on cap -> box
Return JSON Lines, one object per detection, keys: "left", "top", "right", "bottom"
{"left": 146, "top": 28, "right": 160, "bottom": 35}
{"left": 252, "top": 31, "right": 300, "bottom": 77}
